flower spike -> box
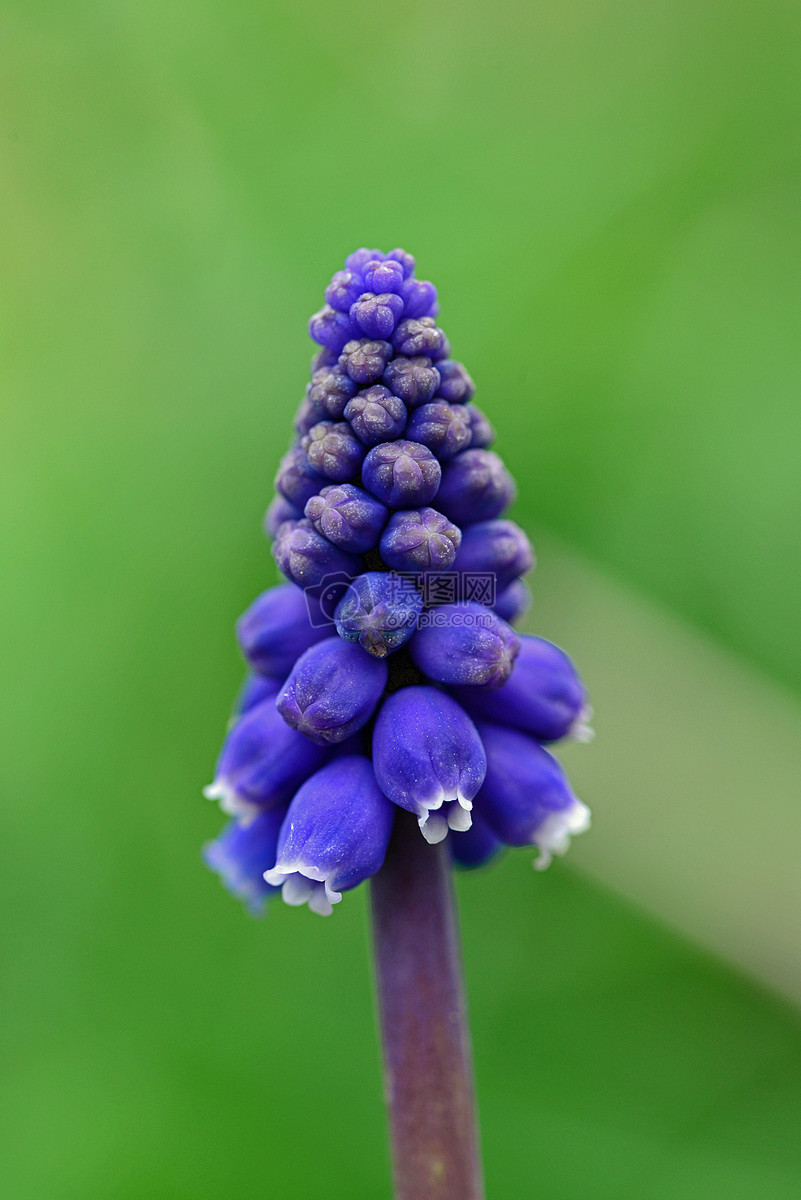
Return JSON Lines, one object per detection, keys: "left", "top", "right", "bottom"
{"left": 204, "top": 246, "right": 592, "bottom": 919}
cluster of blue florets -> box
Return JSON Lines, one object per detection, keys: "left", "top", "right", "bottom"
{"left": 204, "top": 248, "right": 591, "bottom": 916}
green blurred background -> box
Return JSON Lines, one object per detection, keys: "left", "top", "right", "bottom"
{"left": 3, "top": 1, "right": 801, "bottom": 1196}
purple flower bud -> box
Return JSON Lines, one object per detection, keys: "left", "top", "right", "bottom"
{"left": 392, "top": 316, "right": 448, "bottom": 359}
{"left": 409, "top": 602, "right": 520, "bottom": 687}
{"left": 338, "top": 338, "right": 393, "bottom": 386}
{"left": 453, "top": 519, "right": 534, "bottom": 594}
{"left": 306, "top": 367, "right": 358, "bottom": 420}
{"left": 399, "top": 277, "right": 438, "bottom": 319}
{"left": 453, "top": 635, "right": 589, "bottom": 743}
{"left": 493, "top": 579, "right": 531, "bottom": 624}
{"left": 325, "top": 269, "right": 365, "bottom": 312}
{"left": 436, "top": 449, "right": 517, "bottom": 525}
{"left": 473, "top": 722, "right": 590, "bottom": 868}
{"left": 362, "top": 439, "right": 441, "bottom": 508}
{"left": 236, "top": 583, "right": 331, "bottom": 678}
{"left": 233, "top": 673, "right": 280, "bottom": 718}
{"left": 204, "top": 698, "right": 328, "bottom": 821}
{"left": 334, "top": 571, "right": 423, "bottom": 657}
{"left": 294, "top": 394, "right": 326, "bottom": 436}
{"left": 274, "top": 446, "right": 328, "bottom": 509}
{"left": 203, "top": 808, "right": 286, "bottom": 913}
{"left": 345, "top": 247, "right": 383, "bottom": 274}
{"left": 264, "top": 495, "right": 302, "bottom": 537}
{"left": 302, "top": 420, "right": 366, "bottom": 482}
{"left": 272, "top": 519, "right": 362, "bottom": 595}
{"left": 385, "top": 247, "right": 416, "bottom": 278}
{"left": 372, "top": 687, "right": 486, "bottom": 843}
{"left": 311, "top": 347, "right": 339, "bottom": 372}
{"left": 264, "top": 757, "right": 395, "bottom": 915}
{"left": 308, "top": 305, "right": 356, "bottom": 353}
{"left": 304, "top": 483, "right": 388, "bottom": 554}
{"left": 382, "top": 356, "right": 441, "bottom": 407}
{"left": 450, "top": 812, "right": 504, "bottom": 870}
{"left": 379, "top": 507, "right": 462, "bottom": 572}
{"left": 465, "top": 403, "right": 495, "bottom": 448}
{"left": 344, "top": 385, "right": 407, "bottom": 446}
{"left": 350, "top": 292, "right": 405, "bottom": 340}
{"left": 406, "top": 400, "right": 472, "bottom": 460}
{"left": 277, "top": 637, "right": 388, "bottom": 744}
{"left": 362, "top": 258, "right": 405, "bottom": 294}
{"left": 435, "top": 360, "right": 475, "bottom": 403}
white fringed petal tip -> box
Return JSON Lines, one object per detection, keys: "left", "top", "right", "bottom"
{"left": 264, "top": 861, "right": 342, "bottom": 916}
{"left": 533, "top": 798, "right": 591, "bottom": 871}
{"left": 417, "top": 792, "right": 474, "bottom": 845}
{"left": 203, "top": 780, "right": 261, "bottom": 825}
{"left": 570, "top": 704, "right": 595, "bottom": 743}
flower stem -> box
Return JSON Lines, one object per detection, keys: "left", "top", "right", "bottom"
{"left": 370, "top": 810, "right": 485, "bottom": 1200}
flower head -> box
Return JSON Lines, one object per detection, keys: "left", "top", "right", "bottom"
{"left": 204, "top": 247, "right": 591, "bottom": 914}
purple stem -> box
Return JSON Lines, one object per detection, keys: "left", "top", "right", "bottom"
{"left": 370, "top": 810, "right": 485, "bottom": 1200}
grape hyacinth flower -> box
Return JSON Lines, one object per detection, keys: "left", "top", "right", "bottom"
{"left": 304, "top": 483, "right": 388, "bottom": 553}
{"left": 334, "top": 571, "right": 423, "bottom": 657}
{"left": 203, "top": 248, "right": 593, "bottom": 1200}
{"left": 379, "top": 507, "right": 461, "bottom": 572}
{"left": 373, "top": 687, "right": 486, "bottom": 843}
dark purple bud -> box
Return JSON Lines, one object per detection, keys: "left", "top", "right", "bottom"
{"left": 436, "top": 449, "right": 517, "bottom": 525}
{"left": 345, "top": 247, "right": 383, "bottom": 274}
{"left": 465, "top": 403, "right": 495, "bottom": 447}
{"left": 372, "top": 687, "right": 486, "bottom": 843}
{"left": 392, "top": 316, "right": 448, "bottom": 359}
{"left": 382, "top": 356, "right": 441, "bottom": 407}
{"left": 453, "top": 635, "right": 589, "bottom": 743}
{"left": 334, "top": 570, "right": 423, "bottom": 657}
{"left": 473, "top": 722, "right": 590, "bottom": 867}
{"left": 449, "top": 812, "right": 504, "bottom": 870}
{"left": 362, "top": 439, "right": 441, "bottom": 508}
{"left": 304, "top": 483, "right": 388, "bottom": 554}
{"left": 203, "top": 808, "right": 285, "bottom": 913}
{"left": 204, "top": 698, "right": 327, "bottom": 821}
{"left": 453, "top": 519, "right": 534, "bottom": 594}
{"left": 385, "top": 247, "right": 416, "bottom": 278}
{"left": 493, "top": 579, "right": 531, "bottom": 624}
{"left": 294, "top": 393, "right": 326, "bottom": 436}
{"left": 264, "top": 756, "right": 395, "bottom": 915}
{"left": 325, "top": 269, "right": 365, "bottom": 312}
{"left": 338, "top": 338, "right": 393, "bottom": 386}
{"left": 274, "top": 446, "right": 328, "bottom": 508}
{"left": 308, "top": 305, "right": 356, "bottom": 353}
{"left": 272, "top": 519, "right": 362, "bottom": 595}
{"left": 306, "top": 367, "right": 358, "bottom": 420}
{"left": 277, "top": 637, "right": 388, "bottom": 744}
{"left": 236, "top": 583, "right": 332, "bottom": 678}
{"left": 405, "top": 400, "right": 472, "bottom": 461}
{"left": 399, "top": 277, "right": 438, "bottom": 319}
{"left": 349, "top": 292, "right": 404, "bottom": 340}
{"left": 264, "top": 494, "right": 301, "bottom": 537}
{"left": 302, "top": 420, "right": 366, "bottom": 482}
{"left": 233, "top": 673, "right": 281, "bottom": 718}
{"left": 435, "top": 360, "right": 475, "bottom": 403}
{"left": 379, "top": 507, "right": 462, "bottom": 572}
{"left": 344, "top": 385, "right": 407, "bottom": 446}
{"left": 409, "top": 602, "right": 520, "bottom": 687}
{"left": 311, "top": 347, "right": 339, "bottom": 372}
{"left": 362, "top": 258, "right": 405, "bottom": 294}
